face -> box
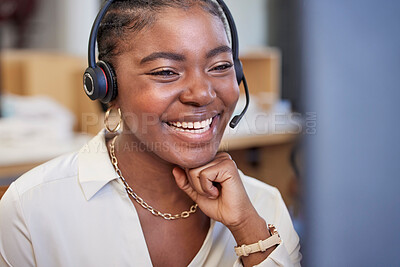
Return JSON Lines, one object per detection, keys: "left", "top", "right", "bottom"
{"left": 113, "top": 6, "right": 239, "bottom": 168}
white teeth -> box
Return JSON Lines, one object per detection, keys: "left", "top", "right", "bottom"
{"left": 178, "top": 124, "right": 210, "bottom": 134}
{"left": 168, "top": 117, "right": 213, "bottom": 133}
{"left": 194, "top": 122, "right": 201, "bottom": 129}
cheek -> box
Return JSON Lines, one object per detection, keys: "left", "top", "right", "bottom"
{"left": 220, "top": 82, "right": 240, "bottom": 113}
{"left": 117, "top": 83, "right": 178, "bottom": 132}
{"left": 118, "top": 77, "right": 175, "bottom": 113}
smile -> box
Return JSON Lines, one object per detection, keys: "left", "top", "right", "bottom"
{"left": 166, "top": 117, "right": 214, "bottom": 134}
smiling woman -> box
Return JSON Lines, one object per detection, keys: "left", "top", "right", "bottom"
{"left": 0, "top": 1, "right": 301, "bottom": 267}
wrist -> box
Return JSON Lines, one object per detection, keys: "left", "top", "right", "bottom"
{"left": 234, "top": 224, "right": 281, "bottom": 258}
{"left": 229, "top": 214, "right": 278, "bottom": 267}
{"left": 228, "top": 212, "right": 271, "bottom": 246}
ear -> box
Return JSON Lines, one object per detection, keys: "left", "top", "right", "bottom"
{"left": 108, "top": 99, "right": 120, "bottom": 110}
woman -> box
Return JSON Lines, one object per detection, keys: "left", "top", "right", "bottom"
{"left": 0, "top": 0, "right": 301, "bottom": 266}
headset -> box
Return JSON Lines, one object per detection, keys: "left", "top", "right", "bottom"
{"left": 83, "top": 0, "right": 249, "bottom": 128}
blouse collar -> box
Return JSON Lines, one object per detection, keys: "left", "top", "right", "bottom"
{"left": 78, "top": 130, "right": 119, "bottom": 200}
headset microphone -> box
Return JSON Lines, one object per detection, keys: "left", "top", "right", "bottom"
{"left": 215, "top": 0, "right": 250, "bottom": 128}
{"left": 229, "top": 76, "right": 249, "bottom": 128}
{"left": 84, "top": 0, "right": 250, "bottom": 128}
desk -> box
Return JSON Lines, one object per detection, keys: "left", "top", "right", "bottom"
{"left": 222, "top": 131, "right": 299, "bottom": 209}
{"left": 221, "top": 132, "right": 296, "bottom": 150}
{"left": 0, "top": 133, "right": 92, "bottom": 184}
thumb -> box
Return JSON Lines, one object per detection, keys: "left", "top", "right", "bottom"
{"left": 172, "top": 167, "right": 198, "bottom": 202}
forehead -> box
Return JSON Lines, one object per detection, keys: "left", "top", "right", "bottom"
{"left": 119, "top": 6, "right": 230, "bottom": 58}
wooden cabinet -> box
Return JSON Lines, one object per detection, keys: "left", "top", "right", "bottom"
{"left": 0, "top": 49, "right": 103, "bottom": 135}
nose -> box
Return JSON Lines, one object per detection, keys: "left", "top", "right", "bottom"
{"left": 179, "top": 71, "right": 216, "bottom": 107}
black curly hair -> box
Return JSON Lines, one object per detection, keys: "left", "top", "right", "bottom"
{"left": 97, "top": 0, "right": 227, "bottom": 65}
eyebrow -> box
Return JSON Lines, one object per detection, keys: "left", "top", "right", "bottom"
{"left": 139, "top": 45, "right": 232, "bottom": 65}
{"left": 206, "top": 45, "right": 232, "bottom": 59}
{"left": 140, "top": 52, "right": 186, "bottom": 65}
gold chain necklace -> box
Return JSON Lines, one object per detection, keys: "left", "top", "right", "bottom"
{"left": 109, "top": 136, "right": 198, "bottom": 220}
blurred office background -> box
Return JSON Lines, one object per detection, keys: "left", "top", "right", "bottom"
{"left": 1, "top": 0, "right": 400, "bottom": 265}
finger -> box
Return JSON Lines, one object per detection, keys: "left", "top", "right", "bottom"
{"left": 198, "top": 171, "right": 219, "bottom": 199}
{"left": 185, "top": 153, "right": 233, "bottom": 199}
{"left": 198, "top": 158, "right": 239, "bottom": 185}
{"left": 214, "top": 152, "right": 238, "bottom": 170}
{"left": 214, "top": 152, "right": 232, "bottom": 160}
{"left": 181, "top": 153, "right": 235, "bottom": 199}
{"left": 184, "top": 168, "right": 199, "bottom": 195}
{"left": 185, "top": 168, "right": 209, "bottom": 197}
{"left": 172, "top": 167, "right": 199, "bottom": 202}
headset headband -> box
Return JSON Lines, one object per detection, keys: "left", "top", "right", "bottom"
{"left": 88, "top": 1, "right": 240, "bottom": 67}
{"left": 88, "top": 0, "right": 113, "bottom": 68}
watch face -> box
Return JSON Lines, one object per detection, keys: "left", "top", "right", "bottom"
{"left": 268, "top": 224, "right": 279, "bottom": 236}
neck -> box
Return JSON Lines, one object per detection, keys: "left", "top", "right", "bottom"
{"left": 110, "top": 133, "right": 191, "bottom": 207}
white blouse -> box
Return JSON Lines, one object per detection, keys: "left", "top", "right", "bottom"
{"left": 0, "top": 131, "right": 301, "bottom": 266}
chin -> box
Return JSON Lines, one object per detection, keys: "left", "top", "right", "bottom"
{"left": 179, "top": 159, "right": 212, "bottom": 169}
{"left": 171, "top": 149, "right": 218, "bottom": 169}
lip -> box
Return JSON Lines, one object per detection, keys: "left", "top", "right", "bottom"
{"left": 163, "top": 114, "right": 220, "bottom": 144}
{"left": 162, "top": 111, "right": 220, "bottom": 124}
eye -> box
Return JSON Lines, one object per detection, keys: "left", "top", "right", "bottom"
{"left": 148, "top": 69, "right": 179, "bottom": 77}
{"left": 146, "top": 68, "right": 180, "bottom": 82}
{"left": 210, "top": 63, "right": 233, "bottom": 72}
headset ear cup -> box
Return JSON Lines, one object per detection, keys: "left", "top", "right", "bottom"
{"left": 97, "top": 60, "right": 118, "bottom": 103}
{"left": 83, "top": 66, "right": 108, "bottom": 101}
{"left": 234, "top": 59, "right": 244, "bottom": 85}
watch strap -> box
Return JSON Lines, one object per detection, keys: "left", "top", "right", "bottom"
{"left": 234, "top": 224, "right": 281, "bottom": 257}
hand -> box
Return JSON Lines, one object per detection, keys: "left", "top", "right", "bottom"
{"left": 173, "top": 153, "right": 275, "bottom": 266}
{"left": 172, "top": 152, "right": 258, "bottom": 229}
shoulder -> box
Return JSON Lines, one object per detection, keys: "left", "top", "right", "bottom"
{"left": 0, "top": 151, "right": 78, "bottom": 226}
{"left": 0, "top": 152, "right": 80, "bottom": 266}
{"left": 238, "top": 170, "right": 287, "bottom": 223}
{"left": 10, "top": 152, "right": 79, "bottom": 198}
{"left": 239, "top": 170, "right": 281, "bottom": 205}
